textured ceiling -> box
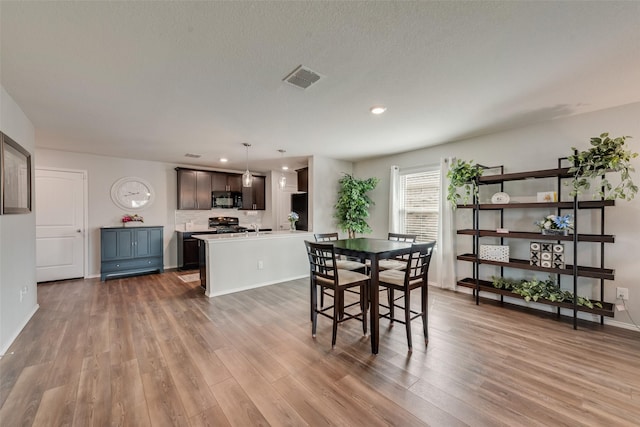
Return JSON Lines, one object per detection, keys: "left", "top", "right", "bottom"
{"left": 2, "top": 1, "right": 639, "bottom": 172}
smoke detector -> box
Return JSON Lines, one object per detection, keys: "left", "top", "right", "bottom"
{"left": 283, "top": 65, "right": 322, "bottom": 89}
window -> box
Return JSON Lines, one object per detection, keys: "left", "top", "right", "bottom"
{"left": 398, "top": 169, "right": 440, "bottom": 242}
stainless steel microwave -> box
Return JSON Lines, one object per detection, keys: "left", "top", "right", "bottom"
{"left": 212, "top": 191, "right": 242, "bottom": 209}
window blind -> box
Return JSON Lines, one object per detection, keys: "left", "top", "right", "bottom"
{"left": 399, "top": 170, "right": 440, "bottom": 242}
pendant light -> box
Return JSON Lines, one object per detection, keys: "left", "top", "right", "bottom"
{"left": 242, "top": 143, "right": 253, "bottom": 187}
{"left": 278, "top": 149, "right": 287, "bottom": 190}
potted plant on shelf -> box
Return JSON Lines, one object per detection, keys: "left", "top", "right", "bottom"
{"left": 568, "top": 133, "right": 638, "bottom": 201}
{"left": 447, "top": 159, "right": 484, "bottom": 207}
{"left": 491, "top": 276, "right": 602, "bottom": 309}
{"left": 334, "top": 173, "right": 379, "bottom": 239}
{"left": 535, "top": 214, "right": 573, "bottom": 236}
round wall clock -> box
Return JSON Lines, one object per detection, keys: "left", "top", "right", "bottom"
{"left": 491, "top": 192, "right": 510, "bottom": 204}
{"left": 110, "top": 176, "right": 155, "bottom": 211}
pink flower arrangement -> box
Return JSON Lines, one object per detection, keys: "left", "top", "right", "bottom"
{"left": 122, "top": 214, "right": 144, "bottom": 223}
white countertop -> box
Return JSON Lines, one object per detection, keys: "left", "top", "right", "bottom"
{"left": 175, "top": 226, "right": 214, "bottom": 233}
{"left": 194, "top": 230, "right": 312, "bottom": 242}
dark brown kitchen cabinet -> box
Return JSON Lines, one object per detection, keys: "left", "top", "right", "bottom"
{"left": 211, "top": 172, "right": 243, "bottom": 192}
{"left": 176, "top": 168, "right": 212, "bottom": 210}
{"left": 241, "top": 175, "right": 266, "bottom": 210}
{"left": 211, "top": 172, "right": 227, "bottom": 192}
{"left": 297, "top": 167, "right": 308, "bottom": 192}
{"left": 198, "top": 239, "right": 207, "bottom": 289}
{"left": 183, "top": 238, "right": 199, "bottom": 269}
{"left": 177, "top": 230, "right": 217, "bottom": 270}
{"left": 227, "top": 174, "right": 242, "bottom": 192}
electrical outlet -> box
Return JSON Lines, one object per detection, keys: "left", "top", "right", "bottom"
{"left": 257, "top": 260, "right": 264, "bottom": 270}
{"left": 616, "top": 287, "right": 629, "bottom": 300}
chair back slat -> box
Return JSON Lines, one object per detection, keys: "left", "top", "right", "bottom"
{"left": 305, "top": 241, "right": 337, "bottom": 284}
{"left": 314, "top": 232, "right": 339, "bottom": 242}
{"left": 405, "top": 242, "right": 436, "bottom": 284}
{"left": 388, "top": 233, "right": 418, "bottom": 262}
{"left": 388, "top": 233, "right": 417, "bottom": 243}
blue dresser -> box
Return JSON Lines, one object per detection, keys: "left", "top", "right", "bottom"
{"left": 100, "top": 226, "right": 164, "bottom": 281}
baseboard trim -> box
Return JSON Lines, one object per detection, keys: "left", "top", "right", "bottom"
{"left": 0, "top": 304, "right": 40, "bottom": 357}
{"left": 206, "top": 274, "right": 308, "bottom": 298}
{"left": 604, "top": 318, "right": 640, "bottom": 332}
{"left": 453, "top": 286, "right": 639, "bottom": 332}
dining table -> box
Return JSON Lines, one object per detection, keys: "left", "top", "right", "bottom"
{"left": 331, "top": 237, "right": 414, "bottom": 354}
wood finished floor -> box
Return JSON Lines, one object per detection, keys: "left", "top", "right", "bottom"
{"left": 1, "top": 271, "right": 639, "bottom": 427}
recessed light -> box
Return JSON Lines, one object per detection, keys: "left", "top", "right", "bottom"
{"left": 219, "top": 158, "right": 228, "bottom": 163}
{"left": 370, "top": 105, "right": 387, "bottom": 115}
{"left": 282, "top": 166, "right": 289, "bottom": 171}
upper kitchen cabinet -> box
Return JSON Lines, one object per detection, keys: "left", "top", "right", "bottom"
{"left": 176, "top": 168, "right": 212, "bottom": 210}
{"left": 226, "top": 174, "right": 242, "bottom": 192}
{"left": 241, "top": 175, "right": 266, "bottom": 210}
{"left": 211, "top": 172, "right": 243, "bottom": 192}
{"left": 297, "top": 167, "right": 308, "bottom": 192}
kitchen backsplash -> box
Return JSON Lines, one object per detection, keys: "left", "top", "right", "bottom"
{"left": 175, "top": 209, "right": 265, "bottom": 230}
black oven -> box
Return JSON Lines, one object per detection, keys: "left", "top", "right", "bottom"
{"left": 212, "top": 191, "right": 242, "bottom": 209}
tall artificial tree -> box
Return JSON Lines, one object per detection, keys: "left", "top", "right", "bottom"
{"left": 334, "top": 173, "right": 379, "bottom": 238}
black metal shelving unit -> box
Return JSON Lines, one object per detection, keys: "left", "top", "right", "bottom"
{"left": 456, "top": 158, "right": 615, "bottom": 328}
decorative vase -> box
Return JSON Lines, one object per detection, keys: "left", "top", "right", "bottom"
{"left": 542, "top": 229, "right": 569, "bottom": 236}
{"left": 290, "top": 221, "right": 296, "bottom": 231}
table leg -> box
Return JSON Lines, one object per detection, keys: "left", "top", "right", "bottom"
{"left": 369, "top": 255, "right": 379, "bottom": 354}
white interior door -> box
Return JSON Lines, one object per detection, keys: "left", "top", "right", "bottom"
{"left": 36, "top": 169, "right": 86, "bottom": 282}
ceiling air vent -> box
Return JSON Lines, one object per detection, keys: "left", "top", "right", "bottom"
{"left": 184, "top": 153, "right": 201, "bottom": 158}
{"left": 283, "top": 65, "right": 322, "bottom": 89}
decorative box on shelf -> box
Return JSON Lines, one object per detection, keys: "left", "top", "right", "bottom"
{"left": 530, "top": 242, "right": 565, "bottom": 269}
{"left": 537, "top": 191, "right": 558, "bottom": 202}
{"left": 479, "top": 244, "right": 509, "bottom": 262}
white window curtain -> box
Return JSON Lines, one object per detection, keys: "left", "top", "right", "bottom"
{"left": 389, "top": 165, "right": 401, "bottom": 233}
{"left": 435, "top": 157, "right": 457, "bottom": 290}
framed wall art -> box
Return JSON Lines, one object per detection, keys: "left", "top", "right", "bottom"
{"left": 1, "top": 131, "right": 32, "bottom": 214}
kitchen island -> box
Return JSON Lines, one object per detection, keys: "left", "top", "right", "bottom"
{"left": 194, "top": 230, "right": 313, "bottom": 297}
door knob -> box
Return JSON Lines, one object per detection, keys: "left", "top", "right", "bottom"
{"left": 76, "top": 229, "right": 82, "bottom": 233}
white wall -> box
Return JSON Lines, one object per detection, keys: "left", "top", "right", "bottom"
{"left": 355, "top": 102, "right": 640, "bottom": 329}
{"left": 309, "top": 155, "right": 354, "bottom": 237}
{"left": 35, "top": 149, "right": 279, "bottom": 276}
{"left": 35, "top": 149, "right": 178, "bottom": 276}
{"left": 0, "top": 86, "right": 38, "bottom": 354}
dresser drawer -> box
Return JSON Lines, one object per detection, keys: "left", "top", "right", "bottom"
{"left": 102, "top": 257, "right": 162, "bottom": 272}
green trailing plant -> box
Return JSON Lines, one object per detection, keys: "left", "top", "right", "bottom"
{"left": 490, "top": 276, "right": 602, "bottom": 309}
{"left": 447, "top": 159, "right": 483, "bottom": 207}
{"left": 491, "top": 276, "right": 519, "bottom": 290}
{"left": 334, "top": 173, "right": 379, "bottom": 239}
{"left": 568, "top": 133, "right": 638, "bottom": 201}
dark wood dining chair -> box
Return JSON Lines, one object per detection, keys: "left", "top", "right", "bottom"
{"left": 378, "top": 241, "right": 435, "bottom": 351}
{"left": 314, "top": 232, "right": 366, "bottom": 270}
{"left": 380, "top": 233, "right": 417, "bottom": 270}
{"left": 363, "top": 232, "right": 417, "bottom": 274}
{"left": 314, "top": 232, "right": 367, "bottom": 309}
{"left": 305, "top": 241, "right": 369, "bottom": 348}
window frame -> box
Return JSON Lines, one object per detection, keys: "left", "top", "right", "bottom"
{"left": 395, "top": 165, "right": 440, "bottom": 242}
